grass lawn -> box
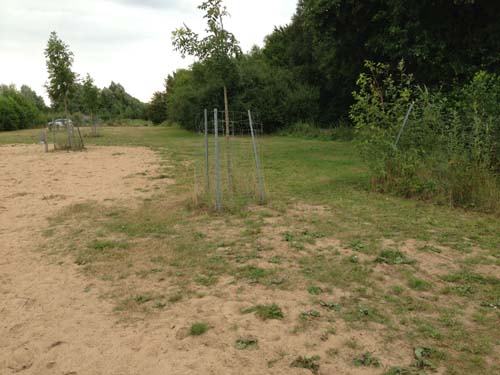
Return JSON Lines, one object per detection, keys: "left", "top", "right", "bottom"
{"left": 2, "top": 126, "right": 499, "bottom": 374}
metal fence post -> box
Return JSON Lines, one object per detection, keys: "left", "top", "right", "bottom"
{"left": 214, "top": 109, "right": 221, "bottom": 211}
{"left": 43, "top": 129, "right": 48, "bottom": 152}
{"left": 204, "top": 109, "right": 209, "bottom": 192}
{"left": 394, "top": 102, "right": 414, "bottom": 148}
{"left": 248, "top": 110, "right": 265, "bottom": 204}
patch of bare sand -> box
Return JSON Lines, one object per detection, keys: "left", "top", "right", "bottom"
{"left": 0, "top": 144, "right": 177, "bottom": 375}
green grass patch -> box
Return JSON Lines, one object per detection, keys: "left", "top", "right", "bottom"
{"left": 189, "top": 322, "right": 209, "bottom": 336}
{"left": 242, "top": 303, "right": 284, "bottom": 320}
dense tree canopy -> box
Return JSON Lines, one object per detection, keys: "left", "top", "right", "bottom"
{"left": 0, "top": 85, "right": 44, "bottom": 131}
{"left": 44, "top": 31, "right": 77, "bottom": 115}
{"left": 166, "top": 0, "right": 500, "bottom": 130}
{"left": 148, "top": 91, "right": 168, "bottom": 125}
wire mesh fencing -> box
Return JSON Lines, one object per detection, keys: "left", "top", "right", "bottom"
{"left": 193, "top": 109, "right": 267, "bottom": 211}
{"left": 45, "top": 118, "right": 85, "bottom": 151}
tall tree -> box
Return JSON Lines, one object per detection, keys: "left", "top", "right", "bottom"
{"left": 82, "top": 74, "right": 100, "bottom": 123}
{"left": 44, "top": 31, "right": 77, "bottom": 117}
{"left": 20, "top": 85, "right": 47, "bottom": 112}
{"left": 172, "top": 0, "right": 241, "bottom": 136}
{"left": 148, "top": 91, "right": 168, "bottom": 125}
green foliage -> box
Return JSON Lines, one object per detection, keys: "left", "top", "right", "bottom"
{"left": 0, "top": 85, "right": 44, "bottom": 131}
{"left": 242, "top": 303, "right": 284, "bottom": 320}
{"left": 189, "top": 322, "right": 209, "bottom": 336}
{"left": 353, "top": 352, "right": 381, "bottom": 367}
{"left": 167, "top": 1, "right": 500, "bottom": 129}
{"left": 98, "top": 82, "right": 147, "bottom": 120}
{"left": 148, "top": 91, "right": 168, "bottom": 125}
{"left": 165, "top": 47, "right": 318, "bottom": 132}
{"left": 290, "top": 355, "right": 320, "bottom": 374}
{"left": 234, "top": 337, "right": 258, "bottom": 350}
{"left": 172, "top": 0, "right": 241, "bottom": 85}
{"left": 82, "top": 74, "right": 100, "bottom": 120}
{"left": 44, "top": 31, "right": 77, "bottom": 114}
{"left": 308, "top": 286, "right": 323, "bottom": 295}
{"left": 352, "top": 61, "right": 500, "bottom": 212}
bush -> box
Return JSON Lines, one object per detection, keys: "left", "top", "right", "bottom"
{"left": 279, "top": 122, "right": 356, "bottom": 141}
{"left": 0, "top": 87, "right": 43, "bottom": 131}
{"left": 351, "top": 61, "right": 499, "bottom": 212}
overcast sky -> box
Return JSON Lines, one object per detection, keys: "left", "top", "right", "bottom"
{"left": 0, "top": 0, "right": 297, "bottom": 104}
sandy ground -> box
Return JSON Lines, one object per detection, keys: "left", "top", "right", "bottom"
{"left": 0, "top": 144, "right": 417, "bottom": 375}
{"left": 0, "top": 145, "right": 179, "bottom": 375}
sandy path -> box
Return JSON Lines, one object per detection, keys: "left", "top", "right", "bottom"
{"left": 0, "top": 145, "right": 176, "bottom": 375}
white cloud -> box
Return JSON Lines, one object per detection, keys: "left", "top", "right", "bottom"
{"left": 0, "top": 0, "right": 297, "bottom": 104}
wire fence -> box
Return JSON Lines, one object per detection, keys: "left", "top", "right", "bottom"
{"left": 193, "top": 109, "right": 267, "bottom": 211}
{"left": 40, "top": 115, "right": 103, "bottom": 152}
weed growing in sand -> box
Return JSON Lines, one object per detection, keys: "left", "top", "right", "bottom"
{"left": 235, "top": 337, "right": 258, "bottom": 350}
{"left": 190, "top": 322, "right": 209, "bottom": 336}
{"left": 290, "top": 355, "right": 320, "bottom": 374}
{"left": 353, "top": 352, "right": 381, "bottom": 367}
{"left": 308, "top": 286, "right": 323, "bottom": 295}
{"left": 194, "top": 274, "right": 218, "bottom": 286}
{"left": 153, "top": 301, "right": 166, "bottom": 309}
{"left": 134, "top": 294, "right": 152, "bottom": 304}
{"left": 299, "top": 310, "right": 321, "bottom": 321}
{"left": 408, "top": 277, "right": 432, "bottom": 291}
{"left": 375, "top": 250, "right": 415, "bottom": 265}
{"left": 319, "top": 300, "right": 341, "bottom": 311}
{"left": 242, "top": 304, "right": 284, "bottom": 320}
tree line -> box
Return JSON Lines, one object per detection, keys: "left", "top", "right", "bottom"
{"left": 0, "top": 31, "right": 152, "bottom": 131}
{"left": 164, "top": 0, "right": 500, "bottom": 131}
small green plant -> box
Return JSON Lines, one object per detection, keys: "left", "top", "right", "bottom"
{"left": 290, "top": 355, "right": 320, "bottom": 374}
{"left": 134, "top": 294, "right": 152, "bottom": 304}
{"left": 319, "top": 300, "right": 341, "bottom": 311}
{"left": 235, "top": 337, "right": 258, "bottom": 350}
{"left": 353, "top": 352, "right": 381, "bottom": 367}
{"left": 308, "top": 286, "right": 323, "bottom": 295}
{"left": 153, "top": 301, "right": 166, "bottom": 309}
{"left": 189, "top": 322, "right": 209, "bottom": 336}
{"left": 384, "top": 367, "right": 413, "bottom": 375}
{"left": 408, "top": 277, "right": 432, "bottom": 291}
{"left": 242, "top": 303, "right": 284, "bottom": 320}
{"left": 375, "top": 250, "right": 415, "bottom": 265}
{"left": 299, "top": 310, "right": 321, "bottom": 321}
{"left": 194, "top": 274, "right": 218, "bottom": 286}
{"left": 349, "top": 240, "right": 365, "bottom": 252}
{"left": 236, "top": 265, "right": 268, "bottom": 283}
{"left": 392, "top": 285, "right": 404, "bottom": 295}
{"left": 413, "top": 347, "right": 436, "bottom": 371}
{"left": 283, "top": 232, "right": 294, "bottom": 242}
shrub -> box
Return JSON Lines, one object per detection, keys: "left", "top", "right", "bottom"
{"left": 0, "top": 86, "right": 43, "bottom": 131}
{"left": 351, "top": 61, "right": 500, "bottom": 212}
